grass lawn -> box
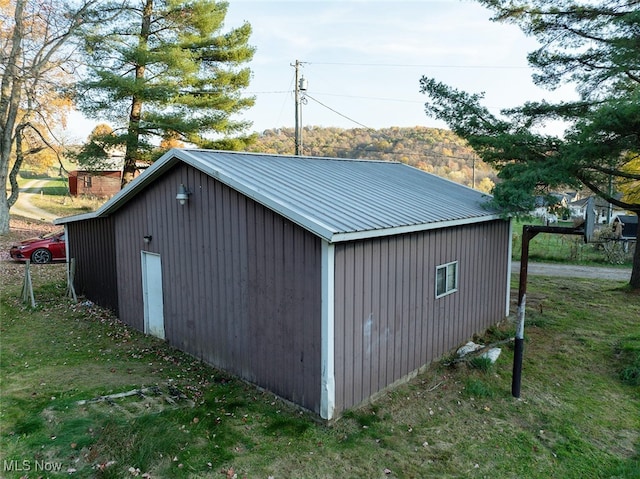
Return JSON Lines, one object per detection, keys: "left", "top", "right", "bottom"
{"left": 511, "top": 218, "right": 634, "bottom": 267}
{"left": 17, "top": 175, "right": 106, "bottom": 218}
{"left": 1, "top": 222, "right": 639, "bottom": 478}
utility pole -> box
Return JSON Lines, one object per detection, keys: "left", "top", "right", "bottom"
{"left": 293, "top": 60, "right": 307, "bottom": 155}
{"left": 472, "top": 156, "right": 476, "bottom": 189}
{"left": 607, "top": 174, "right": 613, "bottom": 223}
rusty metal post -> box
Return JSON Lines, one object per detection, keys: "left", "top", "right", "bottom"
{"left": 511, "top": 223, "right": 585, "bottom": 398}
{"left": 512, "top": 225, "right": 534, "bottom": 397}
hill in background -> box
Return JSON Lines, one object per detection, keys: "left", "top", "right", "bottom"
{"left": 247, "top": 126, "right": 497, "bottom": 193}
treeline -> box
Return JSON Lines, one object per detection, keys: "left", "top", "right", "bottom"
{"left": 247, "top": 126, "right": 497, "bottom": 192}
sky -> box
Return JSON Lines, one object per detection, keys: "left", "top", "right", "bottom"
{"left": 67, "top": 0, "right": 579, "bottom": 141}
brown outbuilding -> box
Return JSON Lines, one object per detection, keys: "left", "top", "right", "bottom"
{"left": 55, "top": 149, "right": 512, "bottom": 420}
{"left": 68, "top": 170, "right": 122, "bottom": 198}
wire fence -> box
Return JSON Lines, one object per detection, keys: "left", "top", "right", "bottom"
{"left": 512, "top": 224, "right": 635, "bottom": 266}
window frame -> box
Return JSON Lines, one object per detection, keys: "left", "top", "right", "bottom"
{"left": 435, "top": 261, "right": 458, "bottom": 298}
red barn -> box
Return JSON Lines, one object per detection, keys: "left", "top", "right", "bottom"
{"left": 68, "top": 170, "right": 122, "bottom": 198}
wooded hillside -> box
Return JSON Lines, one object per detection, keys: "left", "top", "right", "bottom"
{"left": 247, "top": 126, "right": 497, "bottom": 192}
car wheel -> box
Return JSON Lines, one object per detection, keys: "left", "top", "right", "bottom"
{"left": 31, "top": 248, "right": 52, "bottom": 264}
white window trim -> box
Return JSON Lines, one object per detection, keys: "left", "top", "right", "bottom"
{"left": 436, "top": 261, "right": 458, "bottom": 298}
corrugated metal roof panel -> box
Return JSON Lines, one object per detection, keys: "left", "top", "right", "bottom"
{"left": 179, "top": 150, "right": 498, "bottom": 240}
{"left": 56, "top": 149, "right": 501, "bottom": 242}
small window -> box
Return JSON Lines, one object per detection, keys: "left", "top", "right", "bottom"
{"left": 83, "top": 175, "right": 92, "bottom": 188}
{"left": 436, "top": 261, "right": 458, "bottom": 298}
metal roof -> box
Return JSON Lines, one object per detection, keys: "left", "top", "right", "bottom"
{"left": 55, "top": 149, "right": 502, "bottom": 243}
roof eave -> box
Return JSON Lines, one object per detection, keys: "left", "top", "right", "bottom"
{"left": 54, "top": 149, "right": 506, "bottom": 242}
{"left": 328, "top": 213, "right": 506, "bottom": 243}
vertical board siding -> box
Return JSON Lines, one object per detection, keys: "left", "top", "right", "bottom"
{"left": 333, "top": 220, "right": 510, "bottom": 414}
{"left": 110, "top": 164, "right": 322, "bottom": 413}
{"left": 67, "top": 217, "right": 119, "bottom": 314}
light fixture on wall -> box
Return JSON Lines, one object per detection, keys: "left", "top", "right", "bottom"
{"left": 143, "top": 235, "right": 152, "bottom": 244}
{"left": 176, "top": 184, "right": 191, "bottom": 205}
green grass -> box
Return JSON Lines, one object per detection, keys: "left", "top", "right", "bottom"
{"left": 617, "top": 335, "right": 640, "bottom": 386}
{"left": 16, "top": 174, "right": 106, "bottom": 217}
{"left": 19, "top": 177, "right": 68, "bottom": 196}
{"left": 1, "top": 262, "right": 639, "bottom": 478}
{"left": 511, "top": 217, "right": 634, "bottom": 267}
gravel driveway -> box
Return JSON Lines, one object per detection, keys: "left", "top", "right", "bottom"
{"left": 11, "top": 179, "right": 58, "bottom": 223}
{"left": 512, "top": 260, "right": 631, "bottom": 281}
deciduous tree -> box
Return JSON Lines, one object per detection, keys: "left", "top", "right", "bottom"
{"left": 0, "top": 0, "right": 100, "bottom": 234}
{"left": 420, "top": 0, "right": 640, "bottom": 288}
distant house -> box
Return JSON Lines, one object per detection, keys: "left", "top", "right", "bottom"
{"left": 570, "top": 195, "right": 627, "bottom": 224}
{"left": 55, "top": 149, "right": 512, "bottom": 421}
{"left": 68, "top": 170, "right": 122, "bottom": 198}
{"left": 69, "top": 149, "right": 147, "bottom": 198}
{"left": 532, "top": 193, "right": 577, "bottom": 222}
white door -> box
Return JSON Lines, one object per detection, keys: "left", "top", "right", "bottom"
{"left": 141, "top": 252, "right": 165, "bottom": 339}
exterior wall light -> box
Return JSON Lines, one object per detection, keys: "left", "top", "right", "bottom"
{"left": 143, "top": 235, "right": 152, "bottom": 244}
{"left": 176, "top": 184, "right": 191, "bottom": 205}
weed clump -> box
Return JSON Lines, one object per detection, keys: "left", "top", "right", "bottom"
{"left": 462, "top": 378, "right": 496, "bottom": 398}
{"left": 616, "top": 335, "right": 640, "bottom": 386}
{"left": 469, "top": 356, "right": 494, "bottom": 373}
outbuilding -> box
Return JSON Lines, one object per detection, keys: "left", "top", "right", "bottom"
{"left": 55, "top": 149, "right": 512, "bottom": 421}
{"left": 68, "top": 170, "right": 122, "bottom": 198}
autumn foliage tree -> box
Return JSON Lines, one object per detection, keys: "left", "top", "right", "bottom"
{"left": 248, "top": 126, "right": 496, "bottom": 190}
{"left": 0, "top": 0, "right": 100, "bottom": 234}
{"left": 420, "top": 0, "right": 640, "bottom": 289}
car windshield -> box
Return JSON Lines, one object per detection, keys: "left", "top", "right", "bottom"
{"left": 39, "top": 231, "right": 63, "bottom": 239}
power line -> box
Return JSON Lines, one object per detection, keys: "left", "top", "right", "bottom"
{"left": 257, "top": 129, "right": 484, "bottom": 163}
{"left": 245, "top": 90, "right": 292, "bottom": 94}
{"left": 244, "top": 89, "right": 512, "bottom": 113}
{"left": 310, "top": 61, "right": 529, "bottom": 70}
{"left": 313, "top": 92, "right": 422, "bottom": 104}
{"left": 304, "top": 93, "right": 373, "bottom": 130}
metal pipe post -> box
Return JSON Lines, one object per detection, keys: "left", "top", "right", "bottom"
{"left": 512, "top": 225, "right": 533, "bottom": 397}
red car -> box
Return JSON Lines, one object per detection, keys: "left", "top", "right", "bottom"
{"left": 9, "top": 231, "right": 66, "bottom": 264}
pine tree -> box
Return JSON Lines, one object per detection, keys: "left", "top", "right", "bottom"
{"left": 420, "top": 0, "right": 640, "bottom": 289}
{"left": 76, "top": 0, "right": 255, "bottom": 186}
